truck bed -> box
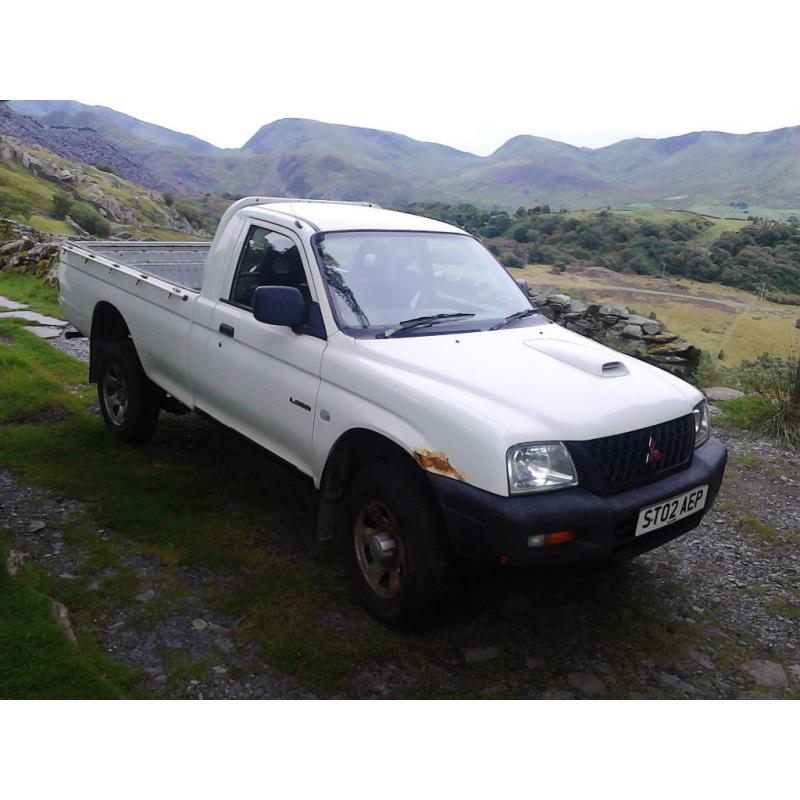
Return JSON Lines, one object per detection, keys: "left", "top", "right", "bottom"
{"left": 72, "top": 241, "right": 212, "bottom": 292}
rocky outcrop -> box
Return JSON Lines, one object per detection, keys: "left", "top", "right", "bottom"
{"left": 0, "top": 218, "right": 62, "bottom": 285}
{"left": 0, "top": 133, "right": 209, "bottom": 237}
{"left": 533, "top": 289, "right": 700, "bottom": 380}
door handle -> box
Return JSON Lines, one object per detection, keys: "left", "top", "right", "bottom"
{"left": 219, "top": 323, "right": 235, "bottom": 338}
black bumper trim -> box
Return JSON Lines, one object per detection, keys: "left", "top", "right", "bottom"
{"left": 427, "top": 437, "right": 727, "bottom": 569}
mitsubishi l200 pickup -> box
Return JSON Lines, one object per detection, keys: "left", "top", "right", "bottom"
{"left": 58, "top": 197, "right": 727, "bottom": 627}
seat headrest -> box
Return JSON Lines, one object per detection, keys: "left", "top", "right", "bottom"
{"left": 269, "top": 249, "right": 305, "bottom": 283}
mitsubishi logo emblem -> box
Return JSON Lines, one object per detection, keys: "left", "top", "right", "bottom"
{"left": 645, "top": 436, "right": 663, "bottom": 465}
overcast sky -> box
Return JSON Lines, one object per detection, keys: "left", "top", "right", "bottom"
{"left": 6, "top": 0, "right": 799, "bottom": 155}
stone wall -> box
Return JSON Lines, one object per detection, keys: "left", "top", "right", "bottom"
{"left": 532, "top": 289, "right": 700, "bottom": 381}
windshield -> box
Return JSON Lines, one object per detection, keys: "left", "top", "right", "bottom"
{"left": 314, "top": 231, "right": 535, "bottom": 337}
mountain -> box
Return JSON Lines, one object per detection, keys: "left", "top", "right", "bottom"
{"left": 7, "top": 100, "right": 800, "bottom": 214}
{"left": 9, "top": 100, "right": 220, "bottom": 155}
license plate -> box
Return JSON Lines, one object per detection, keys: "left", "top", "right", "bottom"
{"left": 635, "top": 485, "right": 708, "bottom": 537}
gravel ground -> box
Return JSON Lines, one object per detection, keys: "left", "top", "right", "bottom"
{"left": 2, "top": 421, "right": 798, "bottom": 699}
{"left": 48, "top": 330, "right": 89, "bottom": 363}
{"left": 0, "top": 469, "right": 314, "bottom": 699}
{"left": 1, "top": 330, "right": 797, "bottom": 699}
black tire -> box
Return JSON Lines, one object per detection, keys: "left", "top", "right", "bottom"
{"left": 97, "top": 340, "right": 160, "bottom": 443}
{"left": 345, "top": 461, "right": 454, "bottom": 630}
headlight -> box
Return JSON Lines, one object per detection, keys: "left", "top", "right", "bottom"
{"left": 693, "top": 399, "right": 710, "bottom": 448}
{"left": 507, "top": 442, "right": 577, "bottom": 494}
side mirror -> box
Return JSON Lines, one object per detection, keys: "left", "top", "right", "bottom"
{"left": 253, "top": 286, "right": 306, "bottom": 328}
{"left": 515, "top": 278, "right": 529, "bottom": 295}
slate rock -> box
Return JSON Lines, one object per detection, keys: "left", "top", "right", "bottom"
{"left": 704, "top": 387, "right": 745, "bottom": 402}
{"left": 739, "top": 660, "right": 788, "bottom": 689}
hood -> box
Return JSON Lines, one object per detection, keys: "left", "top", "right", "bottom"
{"left": 353, "top": 322, "right": 700, "bottom": 443}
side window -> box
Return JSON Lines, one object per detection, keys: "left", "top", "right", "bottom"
{"left": 229, "top": 225, "right": 309, "bottom": 308}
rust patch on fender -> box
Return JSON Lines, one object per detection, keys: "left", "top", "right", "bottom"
{"left": 413, "top": 449, "right": 465, "bottom": 482}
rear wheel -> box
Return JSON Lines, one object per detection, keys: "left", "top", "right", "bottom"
{"left": 346, "top": 461, "right": 454, "bottom": 629}
{"left": 97, "top": 340, "right": 160, "bottom": 443}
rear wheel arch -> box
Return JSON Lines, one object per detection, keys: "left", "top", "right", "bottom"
{"left": 89, "top": 302, "right": 132, "bottom": 383}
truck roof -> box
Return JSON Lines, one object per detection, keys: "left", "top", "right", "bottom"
{"left": 251, "top": 200, "right": 465, "bottom": 235}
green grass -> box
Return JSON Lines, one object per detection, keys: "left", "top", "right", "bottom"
{"left": 0, "top": 539, "right": 135, "bottom": 699}
{"left": 0, "top": 161, "right": 58, "bottom": 209}
{"left": 737, "top": 513, "right": 780, "bottom": 544}
{"left": 0, "top": 272, "right": 63, "bottom": 317}
{"left": 766, "top": 597, "right": 800, "bottom": 620}
{"left": 26, "top": 214, "right": 73, "bottom": 235}
{"left": 0, "top": 319, "right": 88, "bottom": 423}
{"left": 713, "top": 394, "right": 798, "bottom": 445}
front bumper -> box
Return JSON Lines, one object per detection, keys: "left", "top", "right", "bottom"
{"left": 428, "top": 436, "right": 727, "bottom": 569}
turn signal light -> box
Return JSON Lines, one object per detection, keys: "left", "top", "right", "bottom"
{"left": 527, "top": 530, "right": 575, "bottom": 548}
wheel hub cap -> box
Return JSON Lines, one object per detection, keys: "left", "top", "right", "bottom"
{"left": 102, "top": 365, "right": 128, "bottom": 426}
{"left": 367, "top": 531, "right": 397, "bottom": 563}
{"left": 354, "top": 501, "right": 407, "bottom": 599}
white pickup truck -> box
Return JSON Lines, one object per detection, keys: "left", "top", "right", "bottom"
{"left": 59, "top": 197, "right": 727, "bottom": 627}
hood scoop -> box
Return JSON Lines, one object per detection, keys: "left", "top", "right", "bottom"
{"left": 523, "top": 338, "right": 630, "bottom": 378}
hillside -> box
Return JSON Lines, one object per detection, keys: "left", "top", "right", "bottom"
{"left": 0, "top": 132, "right": 207, "bottom": 239}
{"left": 8, "top": 100, "right": 800, "bottom": 216}
{"left": 0, "top": 102, "right": 166, "bottom": 191}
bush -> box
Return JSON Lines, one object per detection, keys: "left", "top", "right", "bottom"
{"left": 501, "top": 254, "right": 523, "bottom": 268}
{"left": 71, "top": 204, "right": 111, "bottom": 237}
{"left": 512, "top": 226, "right": 529, "bottom": 243}
{"left": 162, "top": 192, "right": 175, "bottom": 207}
{"left": 745, "top": 354, "right": 800, "bottom": 446}
{"left": 717, "top": 353, "right": 800, "bottom": 446}
{"left": 51, "top": 193, "right": 73, "bottom": 220}
{"left": 95, "top": 164, "right": 115, "bottom": 174}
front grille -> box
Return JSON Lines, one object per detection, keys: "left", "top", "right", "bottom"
{"left": 570, "top": 414, "right": 695, "bottom": 494}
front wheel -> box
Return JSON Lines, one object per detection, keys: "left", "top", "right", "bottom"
{"left": 97, "top": 340, "right": 160, "bottom": 443}
{"left": 346, "top": 461, "right": 454, "bottom": 629}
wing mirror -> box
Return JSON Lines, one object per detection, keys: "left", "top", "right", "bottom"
{"left": 253, "top": 286, "right": 306, "bottom": 328}
{"left": 515, "top": 278, "right": 529, "bottom": 295}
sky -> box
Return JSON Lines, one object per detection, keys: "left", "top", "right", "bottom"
{"left": 6, "top": 0, "right": 800, "bottom": 156}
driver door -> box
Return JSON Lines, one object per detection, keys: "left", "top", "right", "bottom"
{"left": 198, "top": 222, "right": 326, "bottom": 476}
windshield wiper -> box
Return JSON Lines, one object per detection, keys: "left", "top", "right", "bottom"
{"left": 382, "top": 312, "right": 475, "bottom": 338}
{"left": 489, "top": 307, "right": 538, "bottom": 331}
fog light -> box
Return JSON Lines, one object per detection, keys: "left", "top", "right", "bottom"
{"left": 527, "top": 530, "right": 575, "bottom": 548}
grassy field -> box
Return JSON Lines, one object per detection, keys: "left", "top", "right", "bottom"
{"left": 520, "top": 263, "right": 800, "bottom": 364}
{"left": 0, "top": 272, "right": 63, "bottom": 318}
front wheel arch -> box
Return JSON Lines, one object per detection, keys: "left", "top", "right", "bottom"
{"left": 316, "top": 428, "right": 432, "bottom": 542}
